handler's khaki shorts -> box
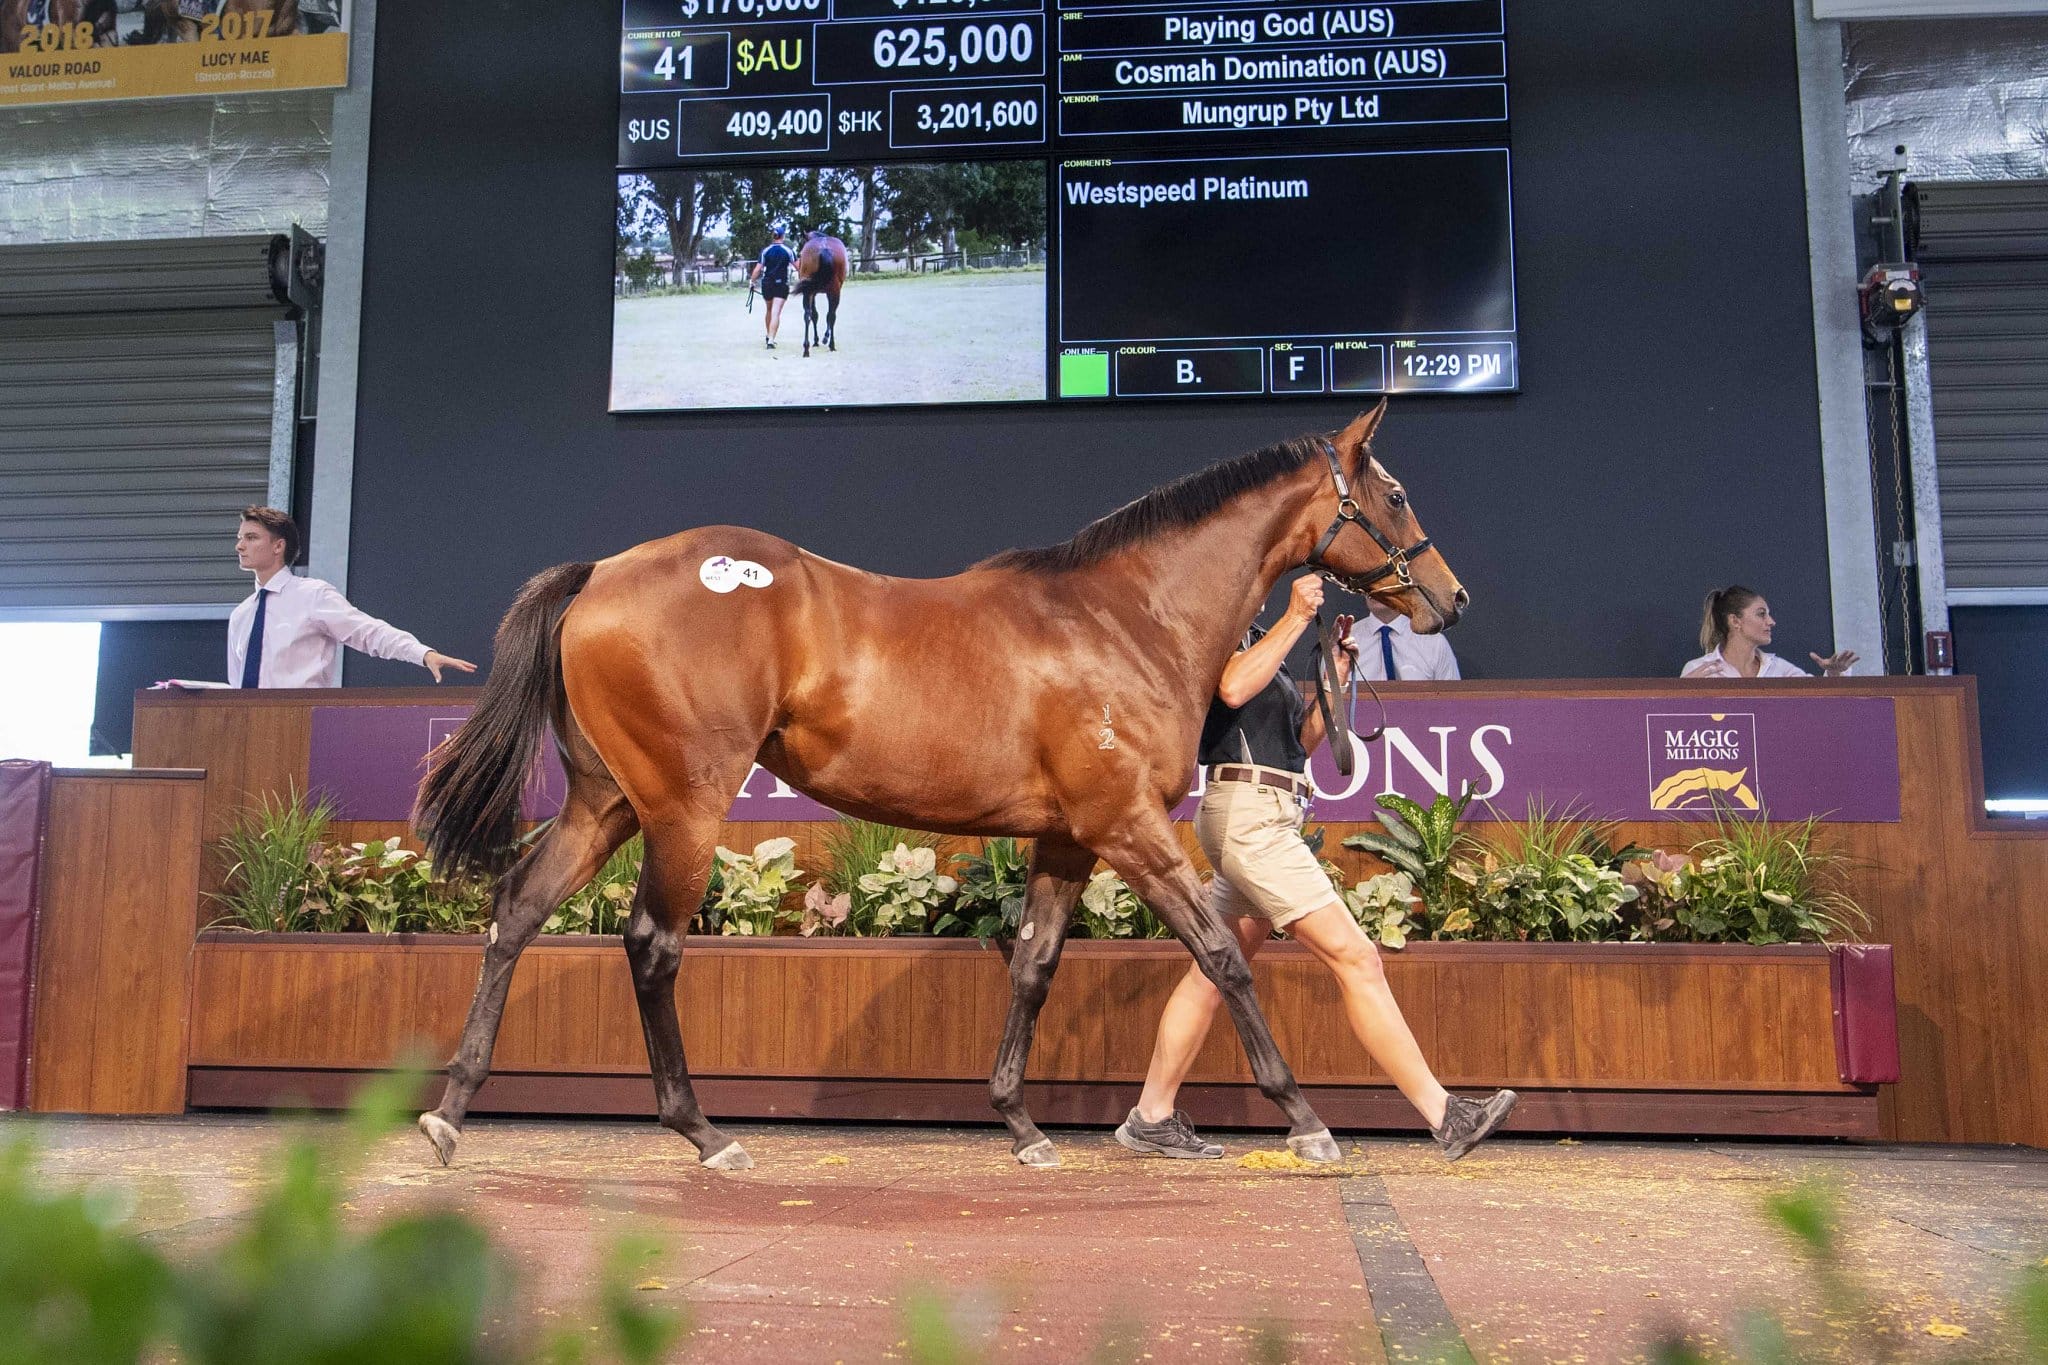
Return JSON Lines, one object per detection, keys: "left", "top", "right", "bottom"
{"left": 1195, "top": 776, "right": 1338, "bottom": 931}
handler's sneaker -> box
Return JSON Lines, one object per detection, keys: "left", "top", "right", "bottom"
{"left": 1116, "top": 1107, "right": 1224, "bottom": 1159}
{"left": 1432, "top": 1090, "right": 1517, "bottom": 1162}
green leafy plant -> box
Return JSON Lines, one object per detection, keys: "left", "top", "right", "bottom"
{"left": 1463, "top": 854, "right": 1639, "bottom": 942}
{"left": 1342, "top": 787, "right": 1476, "bottom": 917}
{"left": 688, "top": 858, "right": 727, "bottom": 936}
{"left": 821, "top": 819, "right": 946, "bottom": 936}
{"left": 1640, "top": 805, "right": 1867, "bottom": 945}
{"left": 211, "top": 787, "right": 335, "bottom": 932}
{"left": 413, "top": 874, "right": 495, "bottom": 935}
{"left": 0, "top": 1068, "right": 684, "bottom": 1364}
{"left": 305, "top": 837, "right": 427, "bottom": 934}
{"left": 936, "top": 837, "right": 1030, "bottom": 939}
{"left": 712, "top": 837, "right": 804, "bottom": 936}
{"left": 1460, "top": 799, "right": 1644, "bottom": 942}
{"left": 0, "top": 1139, "right": 174, "bottom": 1361}
{"left": 547, "top": 835, "right": 644, "bottom": 936}
{"left": 1076, "top": 870, "right": 1170, "bottom": 940}
{"left": 856, "top": 843, "right": 959, "bottom": 935}
{"left": 1338, "top": 870, "right": 1433, "bottom": 948}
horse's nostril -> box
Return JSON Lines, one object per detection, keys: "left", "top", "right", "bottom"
{"left": 1452, "top": 587, "right": 1471, "bottom": 612}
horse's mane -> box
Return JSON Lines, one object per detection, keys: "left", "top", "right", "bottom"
{"left": 977, "top": 434, "right": 1323, "bottom": 575}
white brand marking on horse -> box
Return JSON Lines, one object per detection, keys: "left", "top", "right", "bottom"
{"left": 1098, "top": 704, "right": 1116, "bottom": 750}
{"left": 1020, "top": 922, "right": 1035, "bottom": 940}
{"left": 699, "top": 556, "right": 775, "bottom": 593}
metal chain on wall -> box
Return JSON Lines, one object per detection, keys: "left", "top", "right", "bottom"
{"left": 1870, "top": 341, "right": 1917, "bottom": 673}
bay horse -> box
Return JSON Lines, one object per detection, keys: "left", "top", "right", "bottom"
{"left": 414, "top": 401, "right": 1465, "bottom": 1171}
{"left": 793, "top": 231, "right": 846, "bottom": 357}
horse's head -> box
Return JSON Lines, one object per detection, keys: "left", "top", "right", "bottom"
{"left": 1303, "top": 400, "right": 1468, "bottom": 632}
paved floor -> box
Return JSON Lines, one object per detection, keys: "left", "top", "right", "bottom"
{"left": 12, "top": 1116, "right": 2047, "bottom": 1362}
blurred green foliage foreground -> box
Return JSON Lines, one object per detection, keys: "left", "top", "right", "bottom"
{"left": 0, "top": 1071, "right": 682, "bottom": 1365}
{"left": 1, "top": 1075, "right": 2045, "bottom": 1364}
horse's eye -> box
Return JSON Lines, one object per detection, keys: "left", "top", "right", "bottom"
{"left": 1388, "top": 492, "right": 1407, "bottom": 510}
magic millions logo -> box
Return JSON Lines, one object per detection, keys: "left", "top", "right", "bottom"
{"left": 1645, "top": 712, "right": 1760, "bottom": 811}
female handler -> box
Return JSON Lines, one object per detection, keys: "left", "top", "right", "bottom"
{"left": 1116, "top": 574, "right": 1517, "bottom": 1162}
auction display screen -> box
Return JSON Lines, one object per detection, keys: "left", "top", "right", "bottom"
{"left": 611, "top": 0, "right": 1516, "bottom": 411}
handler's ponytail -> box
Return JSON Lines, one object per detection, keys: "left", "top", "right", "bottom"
{"left": 1699, "top": 585, "right": 1760, "bottom": 654}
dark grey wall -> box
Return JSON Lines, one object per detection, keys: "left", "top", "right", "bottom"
{"left": 344, "top": 0, "right": 1836, "bottom": 684}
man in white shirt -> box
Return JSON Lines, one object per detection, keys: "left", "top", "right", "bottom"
{"left": 1346, "top": 598, "right": 1461, "bottom": 682}
{"left": 228, "top": 506, "right": 476, "bottom": 688}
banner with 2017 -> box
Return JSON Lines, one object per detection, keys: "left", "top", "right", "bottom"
{"left": 0, "top": 0, "right": 349, "bottom": 109}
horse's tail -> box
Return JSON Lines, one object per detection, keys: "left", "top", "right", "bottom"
{"left": 415, "top": 560, "right": 595, "bottom": 876}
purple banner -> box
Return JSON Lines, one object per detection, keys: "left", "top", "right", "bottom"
{"left": 308, "top": 694, "right": 1900, "bottom": 826}
{"left": 1284, "top": 696, "right": 1899, "bottom": 823}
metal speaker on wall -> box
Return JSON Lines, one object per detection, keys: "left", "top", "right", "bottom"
{"left": 267, "top": 226, "right": 326, "bottom": 316}
{"left": 268, "top": 225, "right": 325, "bottom": 421}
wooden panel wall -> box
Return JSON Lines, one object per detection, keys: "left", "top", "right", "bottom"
{"left": 187, "top": 938, "right": 1847, "bottom": 1096}
{"left": 31, "top": 772, "right": 203, "bottom": 1115}
{"left": 134, "top": 680, "right": 2048, "bottom": 1146}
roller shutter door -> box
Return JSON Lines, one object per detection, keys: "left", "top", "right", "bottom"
{"left": 1914, "top": 180, "right": 2048, "bottom": 599}
{"left": 0, "top": 236, "right": 289, "bottom": 616}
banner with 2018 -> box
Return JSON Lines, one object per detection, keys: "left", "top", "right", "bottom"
{"left": 309, "top": 694, "right": 1903, "bottom": 826}
{"left": 0, "top": 0, "right": 348, "bottom": 109}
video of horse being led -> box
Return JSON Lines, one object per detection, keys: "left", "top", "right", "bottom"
{"left": 610, "top": 161, "right": 1048, "bottom": 411}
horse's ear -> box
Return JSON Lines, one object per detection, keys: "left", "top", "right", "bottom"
{"left": 1338, "top": 399, "right": 1389, "bottom": 455}
{"left": 1335, "top": 399, "right": 1389, "bottom": 479}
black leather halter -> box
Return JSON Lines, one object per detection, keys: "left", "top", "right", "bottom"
{"left": 1304, "top": 439, "right": 1436, "bottom": 596}
{"left": 1303, "top": 437, "right": 1434, "bottom": 772}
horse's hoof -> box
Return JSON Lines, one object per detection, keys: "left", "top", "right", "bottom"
{"left": 1014, "top": 1138, "right": 1059, "bottom": 1168}
{"left": 701, "top": 1141, "right": 754, "bottom": 1171}
{"left": 1287, "top": 1129, "right": 1342, "bottom": 1164}
{"left": 418, "top": 1112, "right": 459, "bottom": 1167}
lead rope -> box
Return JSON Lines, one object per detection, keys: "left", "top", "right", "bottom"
{"left": 1312, "top": 612, "right": 1385, "bottom": 777}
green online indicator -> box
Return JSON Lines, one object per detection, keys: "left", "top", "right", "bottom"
{"left": 1060, "top": 351, "right": 1110, "bottom": 398}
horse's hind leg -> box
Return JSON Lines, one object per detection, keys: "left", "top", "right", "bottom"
{"left": 420, "top": 774, "right": 635, "bottom": 1164}
{"left": 825, "top": 294, "right": 838, "bottom": 351}
{"left": 988, "top": 835, "right": 1094, "bottom": 1165}
{"left": 627, "top": 781, "right": 753, "bottom": 1168}
{"left": 1097, "top": 811, "right": 1337, "bottom": 1158}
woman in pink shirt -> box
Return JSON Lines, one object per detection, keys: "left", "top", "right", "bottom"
{"left": 1682, "top": 585, "right": 1858, "bottom": 679}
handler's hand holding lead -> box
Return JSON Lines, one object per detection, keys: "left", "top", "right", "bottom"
{"left": 1286, "top": 575, "right": 1325, "bottom": 623}
{"left": 1334, "top": 613, "right": 1358, "bottom": 657}
{"left": 425, "top": 650, "right": 478, "bottom": 683}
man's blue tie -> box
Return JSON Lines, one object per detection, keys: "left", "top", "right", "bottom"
{"left": 240, "top": 588, "right": 268, "bottom": 689}
{"left": 1378, "top": 624, "right": 1399, "bottom": 681}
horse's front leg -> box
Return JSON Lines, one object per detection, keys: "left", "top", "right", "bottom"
{"left": 1095, "top": 809, "right": 1338, "bottom": 1159}
{"left": 988, "top": 835, "right": 1094, "bottom": 1165}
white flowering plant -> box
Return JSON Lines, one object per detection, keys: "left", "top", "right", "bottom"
{"left": 1076, "top": 870, "right": 1171, "bottom": 940}
{"left": 1339, "top": 870, "right": 1436, "bottom": 949}
{"left": 855, "top": 843, "right": 959, "bottom": 935}
{"left": 712, "top": 837, "right": 804, "bottom": 936}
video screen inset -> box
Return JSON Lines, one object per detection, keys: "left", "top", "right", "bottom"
{"left": 611, "top": 163, "right": 1049, "bottom": 411}
{"left": 612, "top": 0, "right": 1517, "bottom": 412}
